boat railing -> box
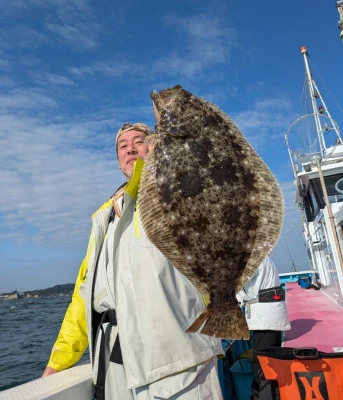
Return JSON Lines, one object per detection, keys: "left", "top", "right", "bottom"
{"left": 279, "top": 270, "right": 317, "bottom": 284}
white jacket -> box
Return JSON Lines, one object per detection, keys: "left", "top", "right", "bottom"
{"left": 236, "top": 256, "right": 291, "bottom": 331}
{"left": 84, "top": 183, "right": 223, "bottom": 389}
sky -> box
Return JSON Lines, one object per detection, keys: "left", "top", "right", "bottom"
{"left": 1, "top": 0, "right": 343, "bottom": 292}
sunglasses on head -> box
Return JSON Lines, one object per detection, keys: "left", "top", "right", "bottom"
{"left": 119, "top": 123, "right": 152, "bottom": 135}
{"left": 120, "top": 122, "right": 134, "bottom": 131}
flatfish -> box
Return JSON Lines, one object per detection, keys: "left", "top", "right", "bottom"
{"left": 138, "top": 85, "right": 284, "bottom": 339}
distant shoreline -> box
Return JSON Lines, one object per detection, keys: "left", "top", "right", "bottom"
{"left": 0, "top": 283, "right": 74, "bottom": 300}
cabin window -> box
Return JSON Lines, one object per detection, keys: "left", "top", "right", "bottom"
{"left": 303, "top": 181, "right": 324, "bottom": 222}
{"left": 303, "top": 173, "right": 343, "bottom": 222}
{"left": 320, "top": 173, "right": 343, "bottom": 202}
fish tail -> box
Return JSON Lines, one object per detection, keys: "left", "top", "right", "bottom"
{"left": 187, "top": 304, "right": 250, "bottom": 340}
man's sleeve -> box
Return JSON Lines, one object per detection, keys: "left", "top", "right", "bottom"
{"left": 236, "top": 265, "right": 262, "bottom": 303}
{"left": 46, "top": 257, "right": 89, "bottom": 371}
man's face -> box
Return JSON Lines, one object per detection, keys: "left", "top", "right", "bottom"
{"left": 117, "top": 130, "right": 149, "bottom": 180}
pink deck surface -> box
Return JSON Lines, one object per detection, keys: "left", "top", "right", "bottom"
{"left": 283, "top": 282, "right": 343, "bottom": 352}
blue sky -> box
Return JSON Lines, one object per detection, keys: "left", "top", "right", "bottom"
{"left": 1, "top": 0, "right": 343, "bottom": 292}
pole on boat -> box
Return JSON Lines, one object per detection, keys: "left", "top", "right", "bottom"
{"left": 300, "top": 45, "right": 343, "bottom": 275}
{"left": 300, "top": 46, "right": 343, "bottom": 152}
{"left": 300, "top": 47, "right": 326, "bottom": 154}
{"left": 314, "top": 157, "right": 343, "bottom": 275}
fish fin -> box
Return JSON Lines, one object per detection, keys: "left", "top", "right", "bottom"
{"left": 186, "top": 310, "right": 211, "bottom": 333}
{"left": 187, "top": 304, "right": 250, "bottom": 340}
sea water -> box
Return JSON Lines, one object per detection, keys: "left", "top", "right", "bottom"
{"left": 0, "top": 296, "right": 89, "bottom": 391}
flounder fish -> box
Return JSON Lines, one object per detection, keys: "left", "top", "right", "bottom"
{"left": 138, "top": 85, "right": 284, "bottom": 339}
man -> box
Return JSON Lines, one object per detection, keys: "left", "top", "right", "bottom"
{"left": 236, "top": 255, "right": 291, "bottom": 399}
{"left": 42, "top": 123, "right": 224, "bottom": 400}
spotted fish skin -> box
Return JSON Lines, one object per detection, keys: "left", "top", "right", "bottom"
{"left": 138, "top": 85, "right": 284, "bottom": 339}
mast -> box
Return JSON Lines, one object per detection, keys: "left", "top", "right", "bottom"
{"left": 300, "top": 46, "right": 342, "bottom": 154}
{"left": 300, "top": 46, "right": 325, "bottom": 154}
{"left": 337, "top": 1, "right": 343, "bottom": 43}
{"left": 300, "top": 46, "right": 343, "bottom": 276}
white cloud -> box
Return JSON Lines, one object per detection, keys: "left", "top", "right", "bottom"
{"left": 0, "top": 0, "right": 90, "bottom": 16}
{"left": 234, "top": 97, "right": 293, "bottom": 130}
{"left": 0, "top": 58, "right": 8, "bottom": 68}
{"left": 69, "top": 61, "right": 137, "bottom": 78}
{"left": 255, "top": 98, "right": 292, "bottom": 111}
{"left": 154, "top": 14, "right": 238, "bottom": 78}
{"left": 0, "top": 89, "right": 58, "bottom": 111}
{"left": 34, "top": 72, "right": 76, "bottom": 86}
{"left": 66, "top": 14, "right": 239, "bottom": 82}
{"left": 231, "top": 97, "right": 295, "bottom": 151}
{"left": 44, "top": 22, "right": 97, "bottom": 50}
{"left": 7, "top": 26, "right": 50, "bottom": 48}
{"left": 1, "top": 0, "right": 98, "bottom": 51}
{"left": 0, "top": 112, "right": 125, "bottom": 249}
{"left": 0, "top": 77, "right": 16, "bottom": 88}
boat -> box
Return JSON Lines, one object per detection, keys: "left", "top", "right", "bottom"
{"left": 2, "top": 46, "right": 343, "bottom": 400}
{"left": 285, "top": 46, "right": 343, "bottom": 307}
{"left": 0, "top": 364, "right": 93, "bottom": 400}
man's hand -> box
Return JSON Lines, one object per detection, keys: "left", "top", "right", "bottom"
{"left": 42, "top": 366, "right": 59, "bottom": 377}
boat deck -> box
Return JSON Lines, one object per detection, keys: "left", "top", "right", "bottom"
{"left": 283, "top": 282, "right": 343, "bottom": 352}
